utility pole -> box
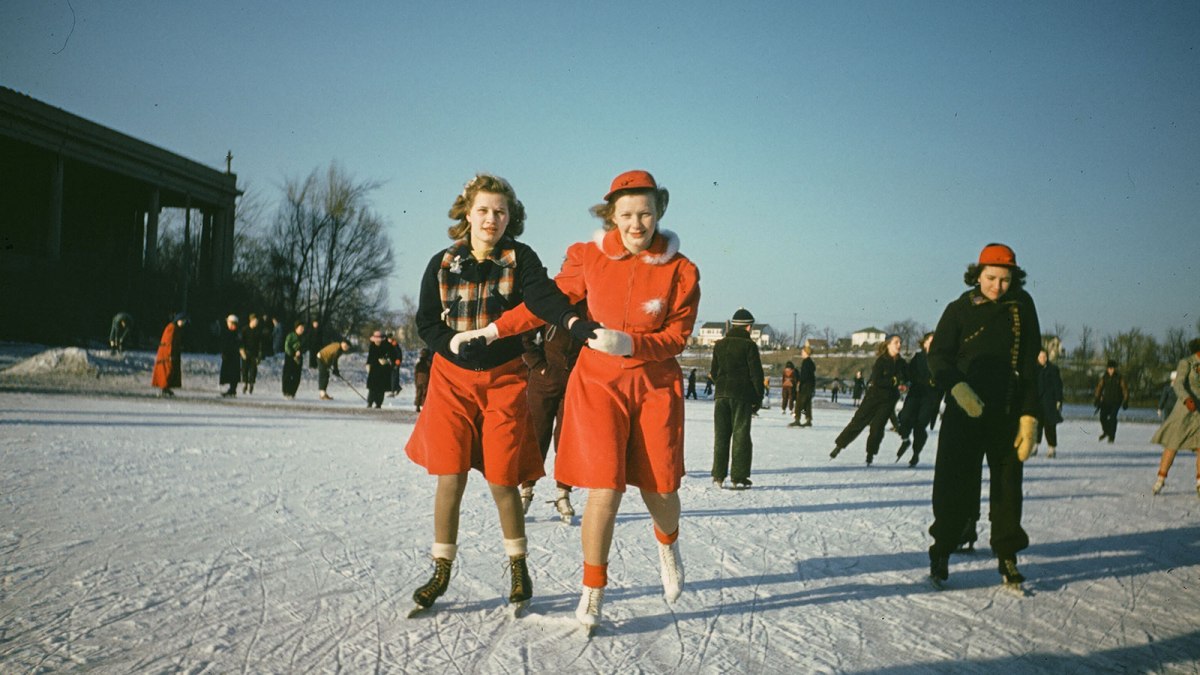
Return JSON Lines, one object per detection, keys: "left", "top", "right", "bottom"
{"left": 793, "top": 313, "right": 797, "bottom": 348}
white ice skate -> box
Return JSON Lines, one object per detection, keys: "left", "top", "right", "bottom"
{"left": 575, "top": 585, "right": 604, "bottom": 636}
{"left": 1152, "top": 477, "right": 1165, "bottom": 495}
{"left": 520, "top": 485, "right": 534, "bottom": 515}
{"left": 658, "top": 540, "right": 685, "bottom": 602}
{"left": 550, "top": 487, "right": 575, "bottom": 524}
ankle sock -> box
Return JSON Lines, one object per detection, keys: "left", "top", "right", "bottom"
{"left": 503, "top": 537, "right": 527, "bottom": 558}
{"left": 654, "top": 526, "right": 679, "bottom": 545}
{"left": 583, "top": 562, "right": 608, "bottom": 588}
{"left": 431, "top": 542, "right": 458, "bottom": 561}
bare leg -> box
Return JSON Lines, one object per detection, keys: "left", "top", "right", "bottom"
{"left": 489, "top": 483, "right": 527, "bottom": 540}
{"left": 639, "top": 489, "right": 681, "bottom": 536}
{"left": 581, "top": 488, "right": 622, "bottom": 565}
{"left": 434, "top": 474, "right": 470, "bottom": 545}
{"left": 1157, "top": 448, "right": 1179, "bottom": 479}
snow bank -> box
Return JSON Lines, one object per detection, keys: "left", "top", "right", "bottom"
{"left": 1, "top": 346, "right": 97, "bottom": 376}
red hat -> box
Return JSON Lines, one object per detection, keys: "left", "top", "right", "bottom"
{"left": 604, "top": 170, "right": 658, "bottom": 201}
{"left": 978, "top": 243, "right": 1017, "bottom": 267}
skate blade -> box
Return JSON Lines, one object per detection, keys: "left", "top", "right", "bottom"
{"left": 560, "top": 515, "right": 574, "bottom": 525}
{"left": 1002, "top": 581, "right": 1032, "bottom": 597}
{"left": 510, "top": 600, "right": 529, "bottom": 618}
{"left": 929, "top": 575, "right": 947, "bottom": 591}
{"left": 408, "top": 604, "right": 432, "bottom": 618}
{"left": 580, "top": 622, "right": 597, "bottom": 637}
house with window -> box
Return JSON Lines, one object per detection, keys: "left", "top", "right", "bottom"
{"left": 691, "top": 322, "right": 778, "bottom": 349}
{"left": 851, "top": 327, "right": 887, "bottom": 347}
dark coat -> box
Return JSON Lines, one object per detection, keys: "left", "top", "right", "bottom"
{"left": 929, "top": 287, "right": 1042, "bottom": 421}
{"left": 366, "top": 341, "right": 393, "bottom": 391}
{"left": 219, "top": 326, "right": 242, "bottom": 385}
{"left": 863, "top": 353, "right": 907, "bottom": 407}
{"left": 798, "top": 357, "right": 816, "bottom": 388}
{"left": 1038, "top": 361, "right": 1064, "bottom": 424}
{"left": 1095, "top": 371, "right": 1128, "bottom": 408}
{"left": 709, "top": 326, "right": 765, "bottom": 404}
{"left": 151, "top": 321, "right": 182, "bottom": 389}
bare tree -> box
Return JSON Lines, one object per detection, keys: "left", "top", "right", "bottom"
{"left": 795, "top": 321, "right": 815, "bottom": 348}
{"left": 885, "top": 319, "right": 921, "bottom": 352}
{"left": 821, "top": 326, "right": 839, "bottom": 348}
{"left": 269, "top": 163, "right": 395, "bottom": 335}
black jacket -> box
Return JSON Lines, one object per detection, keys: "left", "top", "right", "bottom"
{"left": 797, "top": 357, "right": 816, "bottom": 389}
{"left": 929, "top": 287, "right": 1042, "bottom": 420}
{"left": 710, "top": 326, "right": 765, "bottom": 404}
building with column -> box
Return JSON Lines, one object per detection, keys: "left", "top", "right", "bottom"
{"left": 0, "top": 86, "right": 240, "bottom": 344}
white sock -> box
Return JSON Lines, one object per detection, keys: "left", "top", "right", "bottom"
{"left": 503, "top": 537, "right": 527, "bottom": 558}
{"left": 431, "top": 542, "right": 457, "bottom": 561}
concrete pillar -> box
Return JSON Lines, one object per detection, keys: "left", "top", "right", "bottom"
{"left": 47, "top": 154, "right": 63, "bottom": 260}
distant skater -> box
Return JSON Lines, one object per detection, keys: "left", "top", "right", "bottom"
{"left": 710, "top": 307, "right": 764, "bottom": 489}
{"left": 1150, "top": 338, "right": 1200, "bottom": 497}
{"left": 830, "top": 335, "right": 906, "bottom": 465}
{"left": 895, "top": 332, "right": 942, "bottom": 466}
{"left": 1035, "top": 349, "right": 1064, "bottom": 458}
{"left": 852, "top": 371, "right": 865, "bottom": 406}
{"left": 151, "top": 313, "right": 187, "bottom": 397}
{"left": 1095, "top": 360, "right": 1129, "bottom": 443}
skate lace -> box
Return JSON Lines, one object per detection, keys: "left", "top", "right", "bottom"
{"left": 582, "top": 586, "right": 603, "bottom": 615}
{"left": 507, "top": 556, "right": 531, "bottom": 602}
{"left": 414, "top": 558, "right": 452, "bottom": 606}
{"left": 548, "top": 495, "right": 574, "bottom": 516}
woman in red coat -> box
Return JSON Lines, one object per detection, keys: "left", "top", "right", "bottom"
{"left": 151, "top": 313, "right": 187, "bottom": 396}
{"left": 498, "top": 170, "right": 700, "bottom": 633}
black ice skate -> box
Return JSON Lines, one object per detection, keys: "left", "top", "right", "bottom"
{"left": 508, "top": 556, "right": 532, "bottom": 616}
{"left": 929, "top": 551, "right": 949, "bottom": 590}
{"left": 409, "top": 557, "right": 453, "bottom": 617}
{"left": 895, "top": 438, "right": 911, "bottom": 462}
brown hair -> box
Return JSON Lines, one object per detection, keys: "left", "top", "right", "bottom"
{"left": 447, "top": 174, "right": 526, "bottom": 241}
{"left": 589, "top": 186, "right": 670, "bottom": 231}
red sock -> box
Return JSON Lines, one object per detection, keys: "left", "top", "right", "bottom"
{"left": 654, "top": 525, "right": 679, "bottom": 545}
{"left": 583, "top": 562, "right": 608, "bottom": 588}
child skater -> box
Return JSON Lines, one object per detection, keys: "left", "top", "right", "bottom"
{"left": 496, "top": 170, "right": 700, "bottom": 633}
{"left": 404, "top": 173, "right": 581, "bottom": 616}
{"left": 830, "top": 334, "right": 907, "bottom": 465}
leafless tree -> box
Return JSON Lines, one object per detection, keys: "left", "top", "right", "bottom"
{"left": 269, "top": 163, "right": 395, "bottom": 335}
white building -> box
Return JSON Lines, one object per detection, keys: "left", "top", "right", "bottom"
{"left": 851, "top": 327, "right": 887, "bottom": 347}
{"left": 691, "top": 322, "right": 777, "bottom": 349}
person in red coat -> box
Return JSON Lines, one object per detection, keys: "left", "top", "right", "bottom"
{"left": 151, "top": 313, "right": 188, "bottom": 397}
{"left": 496, "top": 170, "right": 701, "bottom": 632}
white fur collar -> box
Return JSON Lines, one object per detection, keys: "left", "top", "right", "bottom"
{"left": 592, "top": 228, "right": 680, "bottom": 264}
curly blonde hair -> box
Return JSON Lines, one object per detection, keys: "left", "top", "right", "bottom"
{"left": 447, "top": 174, "right": 526, "bottom": 241}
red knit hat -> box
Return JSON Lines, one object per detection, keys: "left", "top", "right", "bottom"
{"left": 978, "top": 243, "right": 1017, "bottom": 267}
{"left": 604, "top": 170, "right": 658, "bottom": 200}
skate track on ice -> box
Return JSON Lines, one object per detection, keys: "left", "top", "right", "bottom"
{"left": 1, "top": 369, "right": 1198, "bottom": 672}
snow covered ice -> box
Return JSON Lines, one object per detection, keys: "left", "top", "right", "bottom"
{"left": 1, "top": 345, "right": 1198, "bottom": 673}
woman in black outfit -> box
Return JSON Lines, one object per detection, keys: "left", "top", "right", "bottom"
{"left": 830, "top": 335, "right": 906, "bottom": 465}
{"left": 926, "top": 243, "right": 1041, "bottom": 588}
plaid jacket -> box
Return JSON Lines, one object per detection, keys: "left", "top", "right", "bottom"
{"left": 416, "top": 237, "right": 573, "bottom": 371}
{"left": 437, "top": 240, "right": 518, "bottom": 332}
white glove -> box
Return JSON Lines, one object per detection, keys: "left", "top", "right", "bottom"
{"left": 950, "top": 382, "right": 984, "bottom": 418}
{"left": 589, "top": 328, "right": 633, "bottom": 356}
{"left": 1015, "top": 415, "right": 1037, "bottom": 461}
{"left": 449, "top": 323, "right": 500, "bottom": 354}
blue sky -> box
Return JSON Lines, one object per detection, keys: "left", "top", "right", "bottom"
{"left": 3, "top": 1, "right": 1198, "bottom": 347}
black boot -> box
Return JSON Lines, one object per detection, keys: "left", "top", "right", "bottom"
{"left": 999, "top": 557, "right": 1025, "bottom": 585}
{"left": 413, "top": 557, "right": 453, "bottom": 609}
{"left": 896, "top": 438, "right": 911, "bottom": 461}
{"left": 509, "top": 556, "right": 532, "bottom": 606}
{"left": 929, "top": 549, "right": 949, "bottom": 582}
{"left": 954, "top": 520, "right": 977, "bottom": 553}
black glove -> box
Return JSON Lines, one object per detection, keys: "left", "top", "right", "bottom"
{"left": 458, "top": 336, "right": 488, "bottom": 366}
{"left": 569, "top": 319, "right": 602, "bottom": 343}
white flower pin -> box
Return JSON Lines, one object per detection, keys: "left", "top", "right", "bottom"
{"left": 642, "top": 298, "right": 665, "bottom": 316}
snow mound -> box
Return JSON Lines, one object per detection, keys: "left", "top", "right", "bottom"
{"left": 2, "top": 347, "right": 97, "bottom": 376}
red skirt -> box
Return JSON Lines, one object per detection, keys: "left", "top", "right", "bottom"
{"left": 553, "top": 349, "right": 685, "bottom": 493}
{"left": 405, "top": 354, "right": 544, "bottom": 487}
